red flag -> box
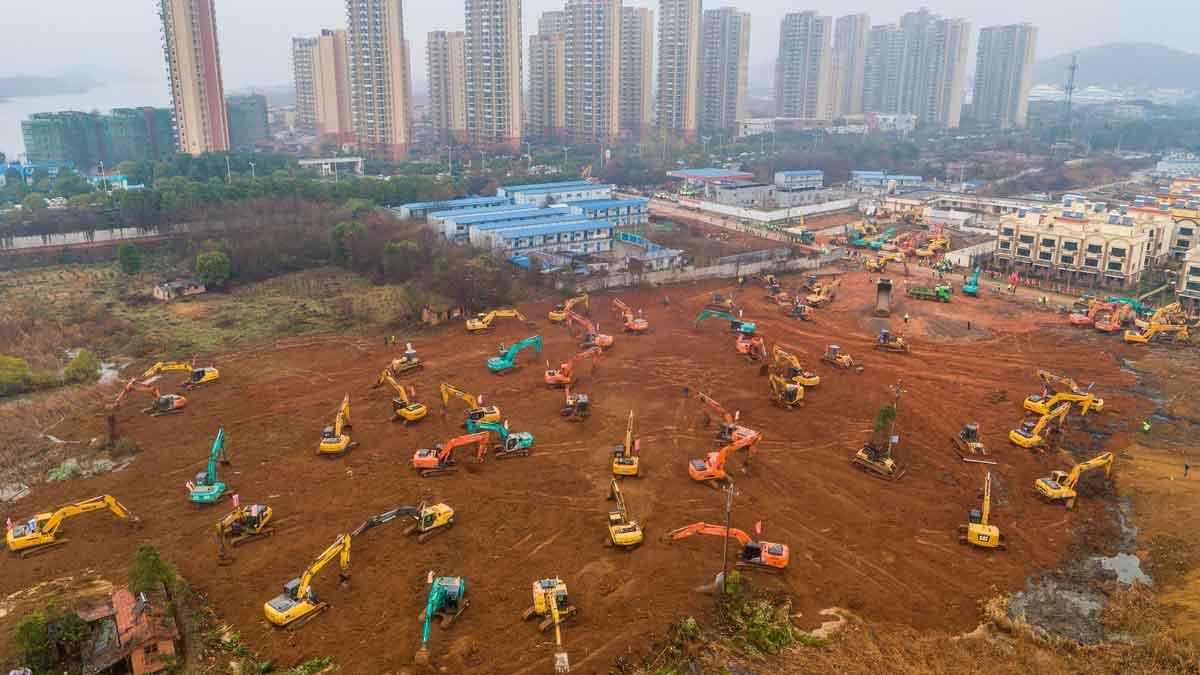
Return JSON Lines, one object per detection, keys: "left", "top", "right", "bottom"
{"left": 754, "top": 521, "right": 762, "bottom": 535}
{"left": 231, "top": 493, "right": 240, "bottom": 508}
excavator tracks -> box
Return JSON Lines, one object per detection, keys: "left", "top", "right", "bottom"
{"left": 17, "top": 539, "right": 70, "bottom": 559}
{"left": 419, "top": 467, "right": 458, "bottom": 478}
{"left": 285, "top": 603, "right": 330, "bottom": 631}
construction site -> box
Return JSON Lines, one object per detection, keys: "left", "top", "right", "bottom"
{"left": 4, "top": 248, "right": 1183, "bottom": 673}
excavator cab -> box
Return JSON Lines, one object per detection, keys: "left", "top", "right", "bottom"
{"left": 523, "top": 579, "right": 578, "bottom": 631}
{"left": 561, "top": 391, "right": 590, "bottom": 422}
{"left": 232, "top": 505, "right": 272, "bottom": 535}
{"left": 319, "top": 426, "right": 351, "bottom": 455}
{"left": 741, "top": 540, "right": 791, "bottom": 569}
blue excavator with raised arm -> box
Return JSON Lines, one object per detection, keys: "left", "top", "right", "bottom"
{"left": 189, "top": 427, "right": 231, "bottom": 504}
{"left": 466, "top": 419, "right": 535, "bottom": 458}
{"left": 488, "top": 335, "right": 542, "bottom": 374}
{"left": 414, "top": 575, "right": 469, "bottom": 665}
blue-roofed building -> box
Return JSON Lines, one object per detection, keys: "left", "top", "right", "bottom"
{"left": 497, "top": 180, "right": 613, "bottom": 207}
{"left": 393, "top": 195, "right": 512, "bottom": 220}
{"left": 428, "top": 205, "right": 543, "bottom": 238}
{"left": 474, "top": 219, "right": 616, "bottom": 255}
{"left": 850, "top": 171, "right": 923, "bottom": 191}
{"left": 566, "top": 198, "right": 649, "bottom": 226}
{"left": 774, "top": 170, "right": 824, "bottom": 190}
{"left": 667, "top": 168, "right": 756, "bottom": 184}
{"left": 439, "top": 208, "right": 574, "bottom": 241}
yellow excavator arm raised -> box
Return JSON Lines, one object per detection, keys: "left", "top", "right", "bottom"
{"left": 440, "top": 383, "right": 478, "bottom": 410}
{"left": 1064, "top": 451, "right": 1114, "bottom": 489}
{"left": 333, "top": 395, "right": 351, "bottom": 437}
{"left": 7, "top": 495, "right": 137, "bottom": 554}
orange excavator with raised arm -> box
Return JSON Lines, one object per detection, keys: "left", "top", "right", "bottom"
{"left": 663, "top": 522, "right": 790, "bottom": 570}
{"left": 112, "top": 378, "right": 187, "bottom": 416}
{"left": 564, "top": 310, "right": 613, "bottom": 349}
{"left": 688, "top": 431, "right": 761, "bottom": 486}
{"left": 612, "top": 298, "right": 649, "bottom": 334}
{"left": 411, "top": 432, "right": 490, "bottom": 477}
{"left": 695, "top": 391, "right": 756, "bottom": 443}
{"left": 544, "top": 346, "right": 601, "bottom": 387}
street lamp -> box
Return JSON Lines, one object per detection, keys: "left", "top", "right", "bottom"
{"left": 248, "top": 161, "right": 256, "bottom": 181}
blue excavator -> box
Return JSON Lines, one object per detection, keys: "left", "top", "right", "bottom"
{"left": 695, "top": 310, "right": 756, "bottom": 335}
{"left": 465, "top": 419, "right": 535, "bottom": 458}
{"left": 414, "top": 575, "right": 469, "bottom": 665}
{"left": 962, "top": 268, "right": 981, "bottom": 297}
{"left": 488, "top": 335, "right": 542, "bottom": 374}
{"left": 188, "top": 427, "right": 230, "bottom": 504}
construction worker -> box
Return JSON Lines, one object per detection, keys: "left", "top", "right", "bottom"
{"left": 1185, "top": 462, "right": 1190, "bottom": 478}
{"left": 1142, "top": 419, "right": 1152, "bottom": 433}
{"left": 903, "top": 313, "right": 910, "bottom": 325}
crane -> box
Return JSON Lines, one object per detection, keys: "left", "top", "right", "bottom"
{"left": 264, "top": 533, "right": 352, "bottom": 628}
{"left": 489, "top": 335, "right": 542, "bottom": 374}
{"left": 1024, "top": 370, "right": 1103, "bottom": 416}
{"left": 188, "top": 426, "right": 231, "bottom": 504}
{"left": 214, "top": 503, "right": 274, "bottom": 564}
{"left": 560, "top": 385, "right": 591, "bottom": 422}
{"left": 112, "top": 378, "right": 187, "bottom": 416}
{"left": 6, "top": 495, "right": 139, "bottom": 557}
{"left": 317, "top": 395, "right": 357, "bottom": 455}
{"left": 663, "top": 522, "right": 790, "bottom": 570}
{"left": 772, "top": 345, "right": 819, "bottom": 387}
{"left": 694, "top": 391, "right": 756, "bottom": 443}
{"left": 465, "top": 419, "right": 535, "bottom": 458}
{"left": 548, "top": 293, "right": 589, "bottom": 323}
{"left": 962, "top": 268, "right": 981, "bottom": 297}
{"left": 688, "top": 431, "right": 761, "bottom": 486}
{"left": 440, "top": 383, "right": 502, "bottom": 426}
{"left": 612, "top": 410, "right": 640, "bottom": 477}
{"left": 564, "top": 310, "right": 613, "bottom": 349}
{"left": 695, "top": 309, "right": 756, "bottom": 335}
{"left": 466, "top": 308, "right": 527, "bottom": 333}
{"left": 960, "top": 472, "right": 1005, "bottom": 549}
{"left": 612, "top": 298, "right": 649, "bottom": 334}
{"left": 769, "top": 374, "right": 802, "bottom": 408}
{"left": 544, "top": 346, "right": 601, "bottom": 387}
{"left": 606, "top": 478, "right": 644, "bottom": 548}
{"left": 374, "top": 369, "right": 428, "bottom": 424}
{"left": 523, "top": 579, "right": 574, "bottom": 673}
{"left": 142, "top": 357, "right": 220, "bottom": 388}
{"left": 414, "top": 575, "right": 470, "bottom": 665}
{"left": 1009, "top": 401, "right": 1071, "bottom": 449}
{"left": 411, "top": 432, "right": 490, "bottom": 477}
{"left": 1036, "top": 451, "right": 1114, "bottom": 509}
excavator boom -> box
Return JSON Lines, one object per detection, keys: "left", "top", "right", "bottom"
{"left": 663, "top": 521, "right": 789, "bottom": 569}
{"left": 7, "top": 495, "right": 137, "bottom": 555}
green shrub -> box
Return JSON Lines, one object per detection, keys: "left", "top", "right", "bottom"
{"left": 0, "top": 355, "right": 33, "bottom": 396}
{"left": 13, "top": 602, "right": 90, "bottom": 672}
{"left": 196, "top": 250, "right": 232, "bottom": 286}
{"left": 63, "top": 349, "right": 102, "bottom": 384}
{"left": 47, "top": 459, "right": 82, "bottom": 482}
{"left": 129, "top": 544, "right": 178, "bottom": 595}
{"left": 118, "top": 243, "right": 142, "bottom": 275}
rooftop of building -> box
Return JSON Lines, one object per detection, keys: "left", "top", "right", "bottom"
{"left": 427, "top": 204, "right": 535, "bottom": 221}
{"left": 493, "top": 219, "right": 615, "bottom": 240}
{"left": 776, "top": 169, "right": 824, "bottom": 177}
{"left": 474, "top": 213, "right": 593, "bottom": 232}
{"left": 399, "top": 195, "right": 511, "bottom": 211}
{"left": 499, "top": 180, "right": 599, "bottom": 194}
{"left": 717, "top": 181, "right": 771, "bottom": 189}
{"left": 851, "top": 170, "right": 924, "bottom": 181}
{"left": 449, "top": 208, "right": 564, "bottom": 227}
{"left": 566, "top": 197, "right": 649, "bottom": 209}
{"left": 667, "top": 168, "right": 756, "bottom": 182}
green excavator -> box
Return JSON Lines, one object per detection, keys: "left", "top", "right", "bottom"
{"left": 465, "top": 419, "right": 535, "bottom": 458}
{"left": 488, "top": 336, "right": 542, "bottom": 374}
{"left": 695, "top": 310, "right": 756, "bottom": 335}
{"left": 188, "top": 427, "right": 231, "bottom": 504}
{"left": 414, "top": 575, "right": 470, "bottom": 665}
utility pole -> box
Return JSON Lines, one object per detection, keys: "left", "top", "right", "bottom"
{"left": 886, "top": 379, "right": 905, "bottom": 455}
{"left": 225, "top": 155, "right": 231, "bottom": 184}
{"left": 1063, "top": 55, "right": 1078, "bottom": 142}
{"left": 248, "top": 161, "right": 256, "bottom": 181}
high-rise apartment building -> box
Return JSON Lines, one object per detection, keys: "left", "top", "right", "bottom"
{"left": 226, "top": 94, "right": 269, "bottom": 151}
{"left": 620, "top": 7, "right": 654, "bottom": 138}
{"left": 900, "top": 9, "right": 971, "bottom": 129}
{"left": 158, "top": 0, "right": 229, "bottom": 155}
{"left": 22, "top": 108, "right": 174, "bottom": 170}
{"left": 528, "top": 29, "right": 566, "bottom": 139}
{"left": 563, "top": 0, "right": 622, "bottom": 143}
{"left": 832, "top": 13, "right": 870, "bottom": 117}
{"left": 292, "top": 37, "right": 318, "bottom": 135}
{"left": 294, "top": 30, "right": 354, "bottom": 144}
{"left": 775, "top": 11, "right": 833, "bottom": 120}
{"left": 539, "top": 10, "right": 568, "bottom": 35}
{"left": 973, "top": 23, "right": 1038, "bottom": 129}
{"left": 863, "top": 24, "right": 907, "bottom": 115}
{"left": 464, "top": 0, "right": 523, "bottom": 151}
{"left": 428, "top": 31, "right": 468, "bottom": 142}
{"left": 345, "top": 0, "right": 412, "bottom": 159}
{"left": 699, "top": 8, "right": 751, "bottom": 134}
{"left": 657, "top": 0, "right": 701, "bottom": 141}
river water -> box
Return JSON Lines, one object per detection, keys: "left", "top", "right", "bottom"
{"left": 0, "top": 79, "right": 170, "bottom": 160}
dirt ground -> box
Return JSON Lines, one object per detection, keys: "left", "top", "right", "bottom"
{"left": 0, "top": 270, "right": 1158, "bottom": 674}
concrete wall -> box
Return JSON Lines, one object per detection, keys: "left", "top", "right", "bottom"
{"left": 676, "top": 196, "right": 858, "bottom": 224}
{"left": 943, "top": 240, "right": 994, "bottom": 268}
{"left": 568, "top": 249, "right": 845, "bottom": 291}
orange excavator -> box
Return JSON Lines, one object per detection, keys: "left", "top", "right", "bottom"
{"left": 112, "top": 378, "right": 187, "bottom": 416}
{"left": 688, "top": 431, "right": 761, "bottom": 486}
{"left": 663, "top": 522, "right": 790, "bottom": 570}
{"left": 1095, "top": 303, "right": 1134, "bottom": 333}
{"left": 564, "top": 310, "right": 613, "bottom": 350}
{"left": 411, "top": 432, "right": 490, "bottom": 477}
{"left": 1068, "top": 301, "right": 1114, "bottom": 327}
{"left": 735, "top": 333, "right": 767, "bottom": 361}
{"left": 612, "top": 298, "right": 649, "bottom": 334}
{"left": 695, "top": 391, "right": 756, "bottom": 443}
{"left": 544, "top": 346, "right": 601, "bottom": 388}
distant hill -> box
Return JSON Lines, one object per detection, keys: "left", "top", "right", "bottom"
{"left": 1034, "top": 43, "right": 1200, "bottom": 91}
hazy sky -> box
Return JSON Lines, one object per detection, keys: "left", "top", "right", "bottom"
{"left": 2, "top": 1, "right": 1196, "bottom": 91}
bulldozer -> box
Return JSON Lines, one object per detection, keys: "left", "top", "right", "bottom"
{"left": 773, "top": 345, "right": 820, "bottom": 387}
{"left": 606, "top": 479, "right": 644, "bottom": 548}
{"left": 440, "top": 383, "right": 502, "bottom": 426}
{"left": 706, "top": 291, "right": 736, "bottom": 312}
{"left": 466, "top": 308, "right": 528, "bottom": 333}
{"left": 112, "top": 378, "right": 187, "bottom": 416}
{"left": 317, "top": 395, "right": 358, "bottom": 456}
{"left": 960, "top": 472, "right": 1005, "bottom": 550}
{"left": 466, "top": 419, "right": 535, "bottom": 459}
{"left": 188, "top": 426, "right": 231, "bottom": 504}
{"left": 769, "top": 374, "right": 803, "bottom": 408}
{"left": 548, "top": 293, "right": 589, "bottom": 323}
{"left": 414, "top": 575, "right": 470, "bottom": 665}
{"left": 142, "top": 357, "right": 220, "bottom": 389}
{"left": 874, "top": 329, "right": 911, "bottom": 353}
{"left": 7, "top": 495, "right": 140, "bottom": 557}
{"left": 560, "top": 385, "right": 591, "bottom": 422}
{"left": 821, "top": 344, "right": 861, "bottom": 371}
{"left": 612, "top": 297, "right": 650, "bottom": 334}
{"left": 663, "top": 522, "right": 790, "bottom": 570}
{"left": 689, "top": 431, "right": 761, "bottom": 486}
{"left": 374, "top": 369, "right": 428, "bottom": 424}
{"left": 215, "top": 503, "right": 274, "bottom": 564}
{"left": 1035, "top": 451, "right": 1114, "bottom": 509}
{"left": 735, "top": 332, "right": 767, "bottom": 361}
{"left": 387, "top": 343, "right": 424, "bottom": 376}
{"left": 853, "top": 402, "right": 905, "bottom": 480}
{"left": 411, "top": 432, "right": 490, "bottom": 477}
{"left": 612, "top": 410, "right": 641, "bottom": 477}
{"left": 952, "top": 423, "right": 986, "bottom": 456}
{"left": 1009, "top": 401, "right": 1071, "bottom": 450}
{"left": 544, "top": 345, "right": 601, "bottom": 387}
{"left": 489, "top": 335, "right": 542, "bottom": 374}
{"left": 806, "top": 277, "right": 840, "bottom": 308}
{"left": 523, "top": 578, "right": 579, "bottom": 632}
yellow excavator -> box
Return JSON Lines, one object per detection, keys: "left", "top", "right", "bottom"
{"left": 864, "top": 252, "right": 905, "bottom": 272}
{"left": 215, "top": 503, "right": 274, "bottom": 565}
{"left": 959, "top": 472, "right": 1004, "bottom": 550}
{"left": 7, "top": 495, "right": 140, "bottom": 557}
{"left": 374, "top": 369, "right": 428, "bottom": 424}
{"left": 440, "top": 383, "right": 502, "bottom": 426}
{"left": 466, "top": 308, "right": 528, "bottom": 333}
{"left": 606, "top": 478, "right": 644, "bottom": 548}
{"left": 264, "top": 532, "right": 351, "bottom": 628}
{"left": 1134, "top": 302, "right": 1183, "bottom": 330}
{"left": 1009, "top": 401, "right": 1071, "bottom": 449}
{"left": 1124, "top": 319, "right": 1191, "bottom": 345}
{"left": 772, "top": 344, "right": 820, "bottom": 387}
{"left": 1024, "top": 370, "right": 1104, "bottom": 415}
{"left": 769, "top": 374, "right": 803, "bottom": 408}
{"left": 524, "top": 579, "right": 573, "bottom": 673}
{"left": 142, "top": 358, "right": 220, "bottom": 388}
{"left": 548, "top": 293, "right": 589, "bottom": 323}
{"left": 1035, "top": 451, "right": 1114, "bottom": 509}
{"left": 612, "top": 410, "right": 641, "bottom": 477}
{"left": 317, "top": 395, "right": 357, "bottom": 455}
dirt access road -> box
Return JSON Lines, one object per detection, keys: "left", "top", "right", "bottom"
{"left": 0, "top": 271, "right": 1151, "bottom": 674}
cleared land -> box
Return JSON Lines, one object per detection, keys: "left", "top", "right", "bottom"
{"left": 0, "top": 270, "right": 1157, "bottom": 673}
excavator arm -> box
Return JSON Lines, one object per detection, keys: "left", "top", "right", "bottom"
{"left": 716, "top": 432, "right": 761, "bottom": 467}
{"left": 695, "top": 391, "right": 735, "bottom": 426}
{"left": 440, "top": 383, "right": 478, "bottom": 410}
{"left": 141, "top": 360, "right": 195, "bottom": 379}
{"left": 294, "top": 534, "right": 352, "bottom": 602}
{"left": 664, "top": 522, "right": 752, "bottom": 546}
{"left": 1064, "top": 452, "right": 1114, "bottom": 489}
{"left": 980, "top": 471, "right": 992, "bottom": 527}
{"left": 441, "top": 432, "right": 491, "bottom": 463}
{"left": 41, "top": 495, "right": 134, "bottom": 535}
{"left": 205, "top": 427, "right": 227, "bottom": 483}
{"left": 1036, "top": 370, "right": 1084, "bottom": 395}
{"left": 332, "top": 395, "right": 351, "bottom": 437}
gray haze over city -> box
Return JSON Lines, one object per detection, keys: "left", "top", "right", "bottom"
{"left": 3, "top": 1, "right": 1196, "bottom": 90}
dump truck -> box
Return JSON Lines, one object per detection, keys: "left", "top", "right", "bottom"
{"left": 874, "top": 279, "right": 893, "bottom": 317}
{"left": 905, "top": 284, "right": 951, "bottom": 303}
